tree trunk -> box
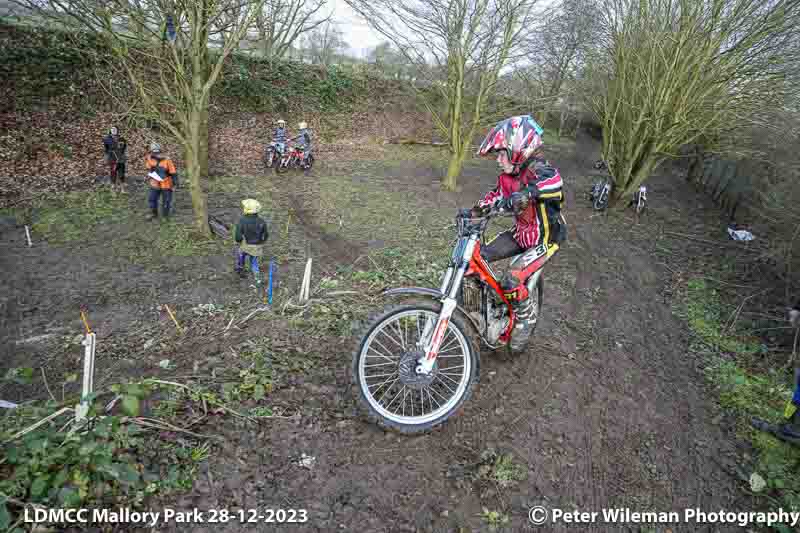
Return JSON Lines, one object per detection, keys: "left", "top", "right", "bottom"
{"left": 444, "top": 147, "right": 466, "bottom": 191}
{"left": 199, "top": 105, "right": 210, "bottom": 185}
{"left": 613, "top": 155, "right": 658, "bottom": 204}
{"left": 186, "top": 106, "right": 211, "bottom": 236}
{"left": 443, "top": 105, "right": 464, "bottom": 191}
{"left": 443, "top": 66, "right": 465, "bottom": 192}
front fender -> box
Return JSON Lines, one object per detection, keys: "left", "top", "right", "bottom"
{"left": 378, "top": 287, "right": 483, "bottom": 340}
{"left": 380, "top": 287, "right": 445, "bottom": 300}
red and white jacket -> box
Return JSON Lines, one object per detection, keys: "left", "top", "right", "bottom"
{"left": 477, "top": 164, "right": 564, "bottom": 248}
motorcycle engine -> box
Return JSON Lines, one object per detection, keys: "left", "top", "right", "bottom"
{"left": 462, "top": 279, "right": 508, "bottom": 345}
{"left": 485, "top": 300, "right": 509, "bottom": 344}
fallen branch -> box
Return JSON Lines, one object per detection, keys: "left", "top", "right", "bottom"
{"left": 281, "top": 297, "right": 314, "bottom": 314}
{"left": 383, "top": 138, "right": 447, "bottom": 146}
{"left": 41, "top": 367, "right": 56, "bottom": 403}
{"left": 129, "top": 417, "right": 223, "bottom": 441}
{"left": 237, "top": 306, "right": 269, "bottom": 327}
{"left": 164, "top": 304, "right": 184, "bottom": 334}
{"left": 2, "top": 493, "right": 50, "bottom": 512}
{"left": 724, "top": 289, "right": 769, "bottom": 335}
{"left": 2, "top": 407, "right": 74, "bottom": 444}
{"left": 322, "top": 291, "right": 361, "bottom": 297}
{"left": 143, "top": 379, "right": 257, "bottom": 424}
{"left": 663, "top": 231, "right": 764, "bottom": 254}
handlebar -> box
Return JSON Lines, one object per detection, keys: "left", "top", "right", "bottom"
{"left": 455, "top": 208, "right": 512, "bottom": 237}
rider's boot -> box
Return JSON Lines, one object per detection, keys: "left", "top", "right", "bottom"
{"left": 510, "top": 296, "right": 536, "bottom": 352}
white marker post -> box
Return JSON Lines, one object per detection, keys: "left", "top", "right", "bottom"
{"left": 300, "top": 257, "right": 312, "bottom": 302}
{"left": 24, "top": 225, "right": 32, "bottom": 247}
{"left": 75, "top": 312, "right": 96, "bottom": 422}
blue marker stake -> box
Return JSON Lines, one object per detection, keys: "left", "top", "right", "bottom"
{"left": 268, "top": 260, "right": 274, "bottom": 305}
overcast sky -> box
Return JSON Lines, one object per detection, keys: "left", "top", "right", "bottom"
{"left": 328, "top": 0, "right": 389, "bottom": 58}
{"left": 329, "top": 0, "right": 556, "bottom": 59}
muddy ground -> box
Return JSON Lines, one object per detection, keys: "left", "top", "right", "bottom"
{"left": 1, "top": 133, "right": 763, "bottom": 532}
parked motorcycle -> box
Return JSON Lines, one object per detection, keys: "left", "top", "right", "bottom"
{"left": 351, "top": 208, "right": 561, "bottom": 434}
{"left": 264, "top": 142, "right": 286, "bottom": 171}
{"left": 589, "top": 180, "right": 611, "bottom": 211}
{"left": 275, "top": 143, "right": 294, "bottom": 173}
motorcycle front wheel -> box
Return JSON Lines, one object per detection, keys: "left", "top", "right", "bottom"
{"left": 275, "top": 157, "right": 290, "bottom": 174}
{"left": 351, "top": 301, "right": 479, "bottom": 434}
{"left": 593, "top": 187, "right": 609, "bottom": 211}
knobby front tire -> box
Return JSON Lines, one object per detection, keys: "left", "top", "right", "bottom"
{"left": 350, "top": 301, "right": 480, "bottom": 434}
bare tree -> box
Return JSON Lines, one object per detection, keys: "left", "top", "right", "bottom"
{"left": 593, "top": 0, "right": 800, "bottom": 204}
{"left": 248, "top": 0, "right": 331, "bottom": 61}
{"left": 15, "top": 0, "right": 266, "bottom": 235}
{"left": 345, "top": 0, "right": 536, "bottom": 190}
{"left": 368, "top": 41, "right": 408, "bottom": 78}
{"left": 306, "top": 20, "right": 347, "bottom": 65}
{"left": 512, "top": 0, "right": 599, "bottom": 132}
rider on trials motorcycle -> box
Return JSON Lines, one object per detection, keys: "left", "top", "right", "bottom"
{"left": 463, "top": 115, "right": 566, "bottom": 351}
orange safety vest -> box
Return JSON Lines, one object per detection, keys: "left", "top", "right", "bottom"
{"left": 145, "top": 156, "right": 176, "bottom": 190}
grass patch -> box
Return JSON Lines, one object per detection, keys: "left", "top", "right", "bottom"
{"left": 490, "top": 453, "right": 527, "bottom": 488}
{"left": 683, "top": 278, "right": 764, "bottom": 356}
{"left": 705, "top": 359, "right": 792, "bottom": 421}
{"left": 480, "top": 508, "right": 510, "bottom": 530}
{"left": 682, "top": 276, "right": 800, "bottom": 520}
{"left": 31, "top": 190, "right": 128, "bottom": 243}
{"left": 29, "top": 189, "right": 227, "bottom": 264}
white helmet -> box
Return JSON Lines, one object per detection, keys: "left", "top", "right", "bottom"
{"left": 277, "top": 119, "right": 286, "bottom": 126}
{"left": 298, "top": 121, "right": 307, "bottom": 129}
{"left": 150, "top": 142, "right": 161, "bottom": 154}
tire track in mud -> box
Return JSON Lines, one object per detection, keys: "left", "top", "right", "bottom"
{"left": 287, "top": 199, "right": 366, "bottom": 265}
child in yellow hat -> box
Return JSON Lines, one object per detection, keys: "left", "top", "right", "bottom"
{"left": 234, "top": 199, "right": 269, "bottom": 285}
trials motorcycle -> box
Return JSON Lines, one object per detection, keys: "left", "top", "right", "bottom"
{"left": 351, "top": 208, "right": 563, "bottom": 434}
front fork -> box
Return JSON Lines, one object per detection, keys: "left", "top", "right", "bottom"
{"left": 415, "top": 236, "right": 477, "bottom": 375}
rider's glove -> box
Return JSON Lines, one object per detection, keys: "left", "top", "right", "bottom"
{"left": 509, "top": 191, "right": 529, "bottom": 214}
{"left": 499, "top": 191, "right": 532, "bottom": 214}
{"left": 524, "top": 186, "right": 541, "bottom": 200}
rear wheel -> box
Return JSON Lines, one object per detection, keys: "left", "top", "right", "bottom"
{"left": 351, "top": 301, "right": 480, "bottom": 434}
{"left": 593, "top": 184, "right": 609, "bottom": 211}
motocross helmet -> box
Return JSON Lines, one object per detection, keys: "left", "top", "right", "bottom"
{"left": 110, "top": 126, "right": 119, "bottom": 136}
{"left": 298, "top": 121, "right": 307, "bottom": 130}
{"left": 477, "top": 115, "right": 544, "bottom": 173}
{"left": 150, "top": 142, "right": 161, "bottom": 154}
{"left": 277, "top": 119, "right": 286, "bottom": 127}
